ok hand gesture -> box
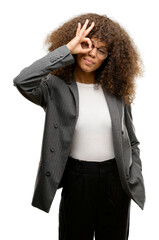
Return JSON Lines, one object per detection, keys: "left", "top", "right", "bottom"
{"left": 66, "top": 19, "right": 95, "bottom": 55}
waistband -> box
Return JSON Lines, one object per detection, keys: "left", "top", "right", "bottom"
{"left": 66, "top": 156, "right": 118, "bottom": 175}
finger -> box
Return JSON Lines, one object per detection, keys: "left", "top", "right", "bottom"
{"left": 81, "top": 38, "right": 92, "bottom": 54}
{"left": 76, "top": 22, "right": 81, "bottom": 36}
{"left": 84, "top": 22, "right": 95, "bottom": 37}
{"left": 83, "top": 37, "right": 92, "bottom": 49}
{"left": 81, "top": 48, "right": 92, "bottom": 54}
{"left": 80, "top": 19, "right": 89, "bottom": 36}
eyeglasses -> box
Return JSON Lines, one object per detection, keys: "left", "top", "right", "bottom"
{"left": 81, "top": 41, "right": 109, "bottom": 59}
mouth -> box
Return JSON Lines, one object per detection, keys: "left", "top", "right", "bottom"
{"left": 83, "top": 58, "right": 94, "bottom": 65}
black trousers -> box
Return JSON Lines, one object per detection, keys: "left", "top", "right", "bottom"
{"left": 58, "top": 156, "right": 131, "bottom": 240}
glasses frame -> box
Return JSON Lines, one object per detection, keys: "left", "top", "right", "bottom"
{"left": 81, "top": 41, "right": 110, "bottom": 59}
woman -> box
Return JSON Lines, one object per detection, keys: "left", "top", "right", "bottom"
{"left": 13, "top": 13, "right": 146, "bottom": 240}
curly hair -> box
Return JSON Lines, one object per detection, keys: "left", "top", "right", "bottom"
{"left": 44, "top": 13, "right": 144, "bottom": 105}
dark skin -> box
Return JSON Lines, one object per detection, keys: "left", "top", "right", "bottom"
{"left": 66, "top": 19, "right": 107, "bottom": 84}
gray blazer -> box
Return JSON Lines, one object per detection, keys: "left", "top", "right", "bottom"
{"left": 13, "top": 45, "right": 146, "bottom": 213}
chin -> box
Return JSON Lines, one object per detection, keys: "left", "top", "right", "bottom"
{"left": 81, "top": 66, "right": 93, "bottom": 72}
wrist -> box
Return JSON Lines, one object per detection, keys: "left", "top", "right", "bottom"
{"left": 66, "top": 43, "right": 72, "bottom": 53}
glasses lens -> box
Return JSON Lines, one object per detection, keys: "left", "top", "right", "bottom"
{"left": 97, "top": 49, "right": 108, "bottom": 59}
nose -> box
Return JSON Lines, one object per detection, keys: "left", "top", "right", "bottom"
{"left": 88, "top": 47, "right": 97, "bottom": 58}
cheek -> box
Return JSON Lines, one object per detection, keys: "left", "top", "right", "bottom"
{"left": 94, "top": 61, "right": 105, "bottom": 70}
{"left": 76, "top": 54, "right": 84, "bottom": 64}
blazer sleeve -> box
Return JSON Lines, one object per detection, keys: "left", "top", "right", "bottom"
{"left": 13, "top": 45, "right": 75, "bottom": 110}
{"left": 124, "top": 103, "right": 143, "bottom": 171}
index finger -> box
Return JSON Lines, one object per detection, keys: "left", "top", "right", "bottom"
{"left": 80, "top": 19, "right": 89, "bottom": 36}
{"left": 84, "top": 22, "right": 95, "bottom": 37}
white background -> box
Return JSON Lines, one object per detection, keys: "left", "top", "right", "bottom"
{"left": 1, "top": 0, "right": 159, "bottom": 239}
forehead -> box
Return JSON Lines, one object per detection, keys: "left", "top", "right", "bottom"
{"left": 91, "top": 38, "right": 107, "bottom": 47}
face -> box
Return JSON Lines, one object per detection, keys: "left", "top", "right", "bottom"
{"left": 75, "top": 38, "right": 108, "bottom": 73}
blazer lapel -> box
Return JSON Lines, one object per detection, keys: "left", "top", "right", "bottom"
{"left": 67, "top": 74, "right": 79, "bottom": 119}
{"left": 103, "top": 90, "right": 126, "bottom": 180}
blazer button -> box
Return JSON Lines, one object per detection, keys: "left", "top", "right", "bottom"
{"left": 50, "top": 58, "right": 55, "bottom": 63}
{"left": 126, "top": 174, "right": 129, "bottom": 180}
{"left": 54, "top": 123, "right": 58, "bottom": 128}
{"left": 45, "top": 171, "right": 51, "bottom": 177}
{"left": 50, "top": 147, "right": 54, "bottom": 153}
{"left": 121, "top": 130, "right": 124, "bottom": 135}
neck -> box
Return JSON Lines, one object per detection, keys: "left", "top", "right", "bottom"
{"left": 73, "top": 65, "right": 95, "bottom": 84}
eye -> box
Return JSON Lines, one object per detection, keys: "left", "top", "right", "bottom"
{"left": 81, "top": 42, "right": 89, "bottom": 48}
{"left": 98, "top": 49, "right": 106, "bottom": 54}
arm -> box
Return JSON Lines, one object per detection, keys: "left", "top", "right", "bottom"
{"left": 13, "top": 45, "right": 75, "bottom": 109}
{"left": 124, "top": 103, "right": 142, "bottom": 171}
{"left": 13, "top": 19, "right": 95, "bottom": 109}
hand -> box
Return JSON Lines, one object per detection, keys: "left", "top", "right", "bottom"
{"left": 66, "top": 19, "right": 95, "bottom": 55}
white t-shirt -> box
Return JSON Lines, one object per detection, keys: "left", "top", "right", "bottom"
{"left": 69, "top": 81, "right": 115, "bottom": 162}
